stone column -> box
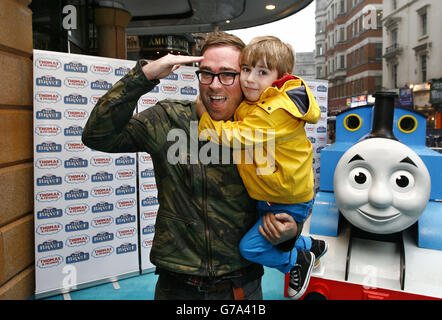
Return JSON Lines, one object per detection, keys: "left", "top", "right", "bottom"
{"left": 0, "top": 0, "right": 35, "bottom": 300}
{"left": 94, "top": 6, "right": 132, "bottom": 59}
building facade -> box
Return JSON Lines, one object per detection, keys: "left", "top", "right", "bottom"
{"left": 293, "top": 52, "right": 316, "bottom": 79}
{"left": 315, "top": 0, "right": 383, "bottom": 115}
{"left": 382, "top": 0, "right": 442, "bottom": 147}
{"left": 382, "top": 0, "right": 441, "bottom": 90}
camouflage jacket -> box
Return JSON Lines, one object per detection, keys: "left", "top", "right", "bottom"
{"left": 82, "top": 60, "right": 259, "bottom": 278}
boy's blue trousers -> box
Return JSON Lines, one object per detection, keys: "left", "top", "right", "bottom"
{"left": 239, "top": 200, "right": 313, "bottom": 274}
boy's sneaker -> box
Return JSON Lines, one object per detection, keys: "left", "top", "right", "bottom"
{"left": 287, "top": 250, "right": 315, "bottom": 300}
{"left": 310, "top": 238, "right": 328, "bottom": 267}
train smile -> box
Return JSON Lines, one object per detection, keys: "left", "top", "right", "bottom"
{"left": 357, "top": 209, "right": 401, "bottom": 222}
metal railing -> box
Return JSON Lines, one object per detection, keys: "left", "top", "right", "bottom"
{"left": 385, "top": 43, "right": 401, "bottom": 55}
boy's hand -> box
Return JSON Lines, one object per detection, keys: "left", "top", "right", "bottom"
{"left": 142, "top": 54, "right": 203, "bottom": 81}
{"left": 196, "top": 94, "right": 208, "bottom": 118}
{"left": 259, "top": 212, "right": 298, "bottom": 245}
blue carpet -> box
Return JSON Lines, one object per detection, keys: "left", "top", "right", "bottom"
{"left": 43, "top": 267, "right": 289, "bottom": 300}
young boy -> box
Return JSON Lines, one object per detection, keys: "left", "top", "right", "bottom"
{"left": 197, "top": 36, "right": 328, "bottom": 299}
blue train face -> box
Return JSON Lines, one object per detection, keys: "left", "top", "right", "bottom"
{"left": 334, "top": 138, "right": 431, "bottom": 234}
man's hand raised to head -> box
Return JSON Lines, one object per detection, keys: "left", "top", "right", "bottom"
{"left": 142, "top": 54, "right": 204, "bottom": 81}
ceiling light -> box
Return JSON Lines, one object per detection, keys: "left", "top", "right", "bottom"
{"left": 225, "top": 20, "right": 231, "bottom": 23}
{"left": 265, "top": 4, "right": 276, "bottom": 10}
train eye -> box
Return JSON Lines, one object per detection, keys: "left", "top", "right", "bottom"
{"left": 349, "top": 167, "right": 371, "bottom": 189}
{"left": 396, "top": 175, "right": 409, "bottom": 187}
{"left": 390, "top": 170, "right": 415, "bottom": 192}
{"left": 398, "top": 115, "right": 417, "bottom": 133}
{"left": 354, "top": 172, "right": 367, "bottom": 184}
{"left": 344, "top": 114, "right": 362, "bottom": 132}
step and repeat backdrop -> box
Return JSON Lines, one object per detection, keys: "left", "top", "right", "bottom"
{"left": 304, "top": 79, "right": 329, "bottom": 194}
{"left": 33, "top": 49, "right": 327, "bottom": 298}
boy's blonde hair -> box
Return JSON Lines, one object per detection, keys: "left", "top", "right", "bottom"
{"left": 240, "top": 36, "right": 295, "bottom": 78}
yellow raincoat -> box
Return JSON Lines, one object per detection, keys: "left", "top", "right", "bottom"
{"left": 198, "top": 76, "right": 321, "bottom": 204}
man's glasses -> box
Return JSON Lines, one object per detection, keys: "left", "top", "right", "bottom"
{"left": 195, "top": 70, "right": 240, "bottom": 86}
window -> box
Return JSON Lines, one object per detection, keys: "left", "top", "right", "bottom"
{"left": 375, "top": 43, "right": 382, "bottom": 59}
{"left": 340, "top": 27, "right": 345, "bottom": 42}
{"left": 393, "top": 0, "right": 397, "bottom": 10}
{"left": 340, "top": 0, "right": 345, "bottom": 14}
{"left": 340, "top": 55, "right": 345, "bottom": 69}
{"left": 316, "top": 21, "right": 324, "bottom": 34}
{"left": 421, "top": 55, "right": 427, "bottom": 82}
{"left": 420, "top": 11, "right": 427, "bottom": 36}
{"left": 317, "top": 66, "right": 323, "bottom": 78}
{"left": 375, "top": 76, "right": 382, "bottom": 91}
{"left": 316, "top": 44, "right": 323, "bottom": 56}
{"left": 376, "top": 10, "right": 383, "bottom": 28}
{"left": 393, "top": 64, "right": 398, "bottom": 88}
{"left": 417, "top": 6, "right": 428, "bottom": 37}
{"left": 392, "top": 29, "right": 398, "bottom": 46}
